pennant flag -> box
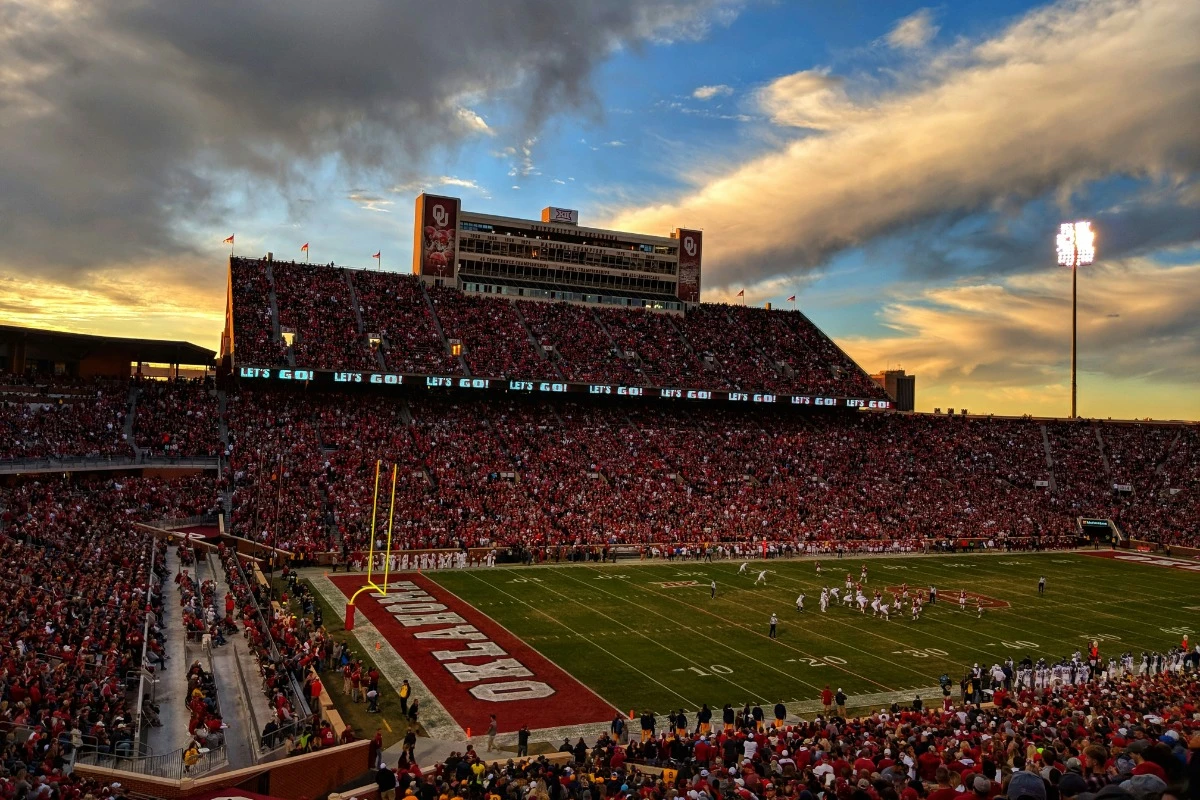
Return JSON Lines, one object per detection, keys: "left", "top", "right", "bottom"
{"left": 372, "top": 251, "right": 381, "bottom": 259}
{"left": 736, "top": 289, "right": 745, "bottom": 297}
{"left": 300, "top": 243, "right": 309, "bottom": 252}
{"left": 787, "top": 295, "right": 796, "bottom": 302}
{"left": 223, "top": 235, "right": 235, "bottom": 244}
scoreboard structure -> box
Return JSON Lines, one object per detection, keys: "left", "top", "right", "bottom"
{"left": 413, "top": 194, "right": 701, "bottom": 309}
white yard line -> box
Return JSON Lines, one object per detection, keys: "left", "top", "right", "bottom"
{"left": 455, "top": 569, "right": 702, "bottom": 709}
{"left": 556, "top": 565, "right": 894, "bottom": 692}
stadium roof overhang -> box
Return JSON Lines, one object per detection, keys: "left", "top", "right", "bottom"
{"left": 0, "top": 324, "right": 215, "bottom": 367}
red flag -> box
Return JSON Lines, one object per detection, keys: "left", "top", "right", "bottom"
{"left": 300, "top": 243, "right": 309, "bottom": 252}
{"left": 736, "top": 289, "right": 744, "bottom": 297}
{"left": 787, "top": 295, "right": 796, "bottom": 302}
{"left": 372, "top": 251, "right": 381, "bottom": 259}
{"left": 223, "top": 234, "right": 234, "bottom": 244}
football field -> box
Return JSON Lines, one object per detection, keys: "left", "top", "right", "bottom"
{"left": 424, "top": 550, "right": 1199, "bottom": 717}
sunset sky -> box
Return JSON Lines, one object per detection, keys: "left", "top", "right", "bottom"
{"left": 2, "top": 0, "right": 1197, "bottom": 419}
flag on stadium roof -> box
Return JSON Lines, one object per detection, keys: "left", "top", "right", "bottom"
{"left": 372, "top": 251, "right": 381, "bottom": 259}
{"left": 301, "top": 242, "right": 309, "bottom": 252}
{"left": 222, "top": 234, "right": 234, "bottom": 244}
{"left": 787, "top": 295, "right": 796, "bottom": 302}
{"left": 737, "top": 289, "right": 744, "bottom": 297}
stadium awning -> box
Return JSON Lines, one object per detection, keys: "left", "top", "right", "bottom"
{"left": 0, "top": 324, "right": 214, "bottom": 367}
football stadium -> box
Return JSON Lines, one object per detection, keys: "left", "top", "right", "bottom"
{"left": 3, "top": 2, "right": 1200, "bottom": 799}
{"left": 1, "top": 193, "right": 1197, "bottom": 799}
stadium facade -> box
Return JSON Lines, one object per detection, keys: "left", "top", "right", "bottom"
{"left": 413, "top": 193, "right": 703, "bottom": 309}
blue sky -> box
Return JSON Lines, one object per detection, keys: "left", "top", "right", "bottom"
{"left": 3, "top": 0, "right": 1197, "bottom": 419}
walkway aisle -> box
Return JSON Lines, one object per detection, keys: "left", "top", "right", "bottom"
{"left": 201, "top": 552, "right": 259, "bottom": 770}
{"left": 142, "top": 545, "right": 194, "bottom": 757}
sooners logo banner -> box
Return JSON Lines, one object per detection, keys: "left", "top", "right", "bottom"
{"left": 331, "top": 574, "right": 615, "bottom": 732}
{"left": 676, "top": 229, "right": 702, "bottom": 303}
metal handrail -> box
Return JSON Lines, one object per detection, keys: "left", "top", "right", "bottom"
{"left": 222, "top": 548, "right": 312, "bottom": 721}
{"left": 75, "top": 741, "right": 228, "bottom": 780}
{"left": 134, "top": 538, "right": 158, "bottom": 747}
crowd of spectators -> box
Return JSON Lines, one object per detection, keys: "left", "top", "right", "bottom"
{"left": 0, "top": 473, "right": 219, "bottom": 792}
{"left": 428, "top": 287, "right": 557, "bottom": 380}
{"left": 230, "top": 257, "right": 288, "bottom": 366}
{"left": 377, "top": 666, "right": 1199, "bottom": 800}
{"left": 1046, "top": 423, "right": 1121, "bottom": 520}
{"left": 273, "top": 261, "right": 376, "bottom": 370}
{"left": 353, "top": 271, "right": 460, "bottom": 375}
{"left": 223, "top": 386, "right": 1197, "bottom": 558}
{"left": 1119, "top": 427, "right": 1200, "bottom": 549}
{"left": 0, "top": 378, "right": 132, "bottom": 460}
{"left": 518, "top": 300, "right": 641, "bottom": 385}
{"left": 132, "top": 379, "right": 221, "bottom": 458}
{"left": 228, "top": 266, "right": 891, "bottom": 398}
{"left": 594, "top": 306, "right": 714, "bottom": 389}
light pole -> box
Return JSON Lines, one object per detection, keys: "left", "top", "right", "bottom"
{"left": 1056, "top": 221, "right": 1096, "bottom": 419}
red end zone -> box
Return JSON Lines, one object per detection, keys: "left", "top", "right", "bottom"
{"left": 330, "top": 574, "right": 616, "bottom": 733}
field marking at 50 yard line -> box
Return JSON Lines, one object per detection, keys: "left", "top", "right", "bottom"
{"left": 751, "top": 559, "right": 1196, "bottom": 659}
{"left": 452, "top": 567, "right": 706, "bottom": 709}
{"left": 458, "top": 568, "right": 809, "bottom": 703}
{"left": 588, "top": 561, "right": 1008, "bottom": 673}
{"left": 554, "top": 564, "right": 930, "bottom": 692}
{"left": 887, "top": 557, "right": 1200, "bottom": 647}
{"left": 508, "top": 565, "right": 877, "bottom": 696}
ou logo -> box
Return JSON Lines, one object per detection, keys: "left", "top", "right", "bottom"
{"left": 683, "top": 236, "right": 697, "bottom": 257}
{"left": 432, "top": 204, "right": 449, "bottom": 228}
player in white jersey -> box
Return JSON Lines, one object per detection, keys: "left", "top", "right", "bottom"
{"left": 879, "top": 599, "right": 890, "bottom": 621}
{"left": 856, "top": 591, "right": 868, "bottom": 613}
{"left": 870, "top": 595, "right": 881, "bottom": 617}
{"left": 819, "top": 589, "right": 829, "bottom": 613}
{"left": 842, "top": 588, "right": 855, "bottom": 607}
{"left": 756, "top": 569, "right": 769, "bottom": 585}
{"left": 739, "top": 562, "right": 750, "bottom": 575}
{"left": 795, "top": 593, "right": 805, "bottom": 612}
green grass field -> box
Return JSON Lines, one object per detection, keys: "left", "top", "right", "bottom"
{"left": 425, "top": 551, "right": 1199, "bottom": 716}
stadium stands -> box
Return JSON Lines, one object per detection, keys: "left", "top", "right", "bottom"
{"left": 427, "top": 286, "right": 557, "bottom": 380}
{"left": 133, "top": 379, "right": 221, "bottom": 458}
{"left": 352, "top": 271, "right": 459, "bottom": 375}
{"left": 272, "top": 260, "right": 376, "bottom": 370}
{"left": 0, "top": 377, "right": 133, "bottom": 460}
{"left": 218, "top": 386, "right": 1197, "bottom": 555}
{"left": 230, "top": 257, "right": 287, "bottom": 366}
{"left": 0, "top": 474, "right": 219, "bottom": 764}
{"left": 226, "top": 261, "right": 890, "bottom": 399}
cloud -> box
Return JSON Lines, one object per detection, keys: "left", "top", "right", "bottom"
{"left": 438, "top": 177, "right": 484, "bottom": 190}
{"left": 0, "top": 0, "right": 739, "bottom": 282}
{"left": 838, "top": 258, "right": 1200, "bottom": 415}
{"left": 347, "top": 192, "right": 394, "bottom": 213}
{"left": 693, "top": 84, "right": 734, "bottom": 100}
{"left": 757, "top": 69, "right": 865, "bottom": 130}
{"left": 605, "top": 140, "right": 627, "bottom": 147}
{"left": 607, "top": 0, "right": 1200, "bottom": 290}
{"left": 885, "top": 8, "right": 939, "bottom": 49}
{"left": 455, "top": 107, "right": 494, "bottom": 136}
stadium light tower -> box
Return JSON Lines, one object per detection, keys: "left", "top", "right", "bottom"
{"left": 1056, "top": 221, "right": 1096, "bottom": 419}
